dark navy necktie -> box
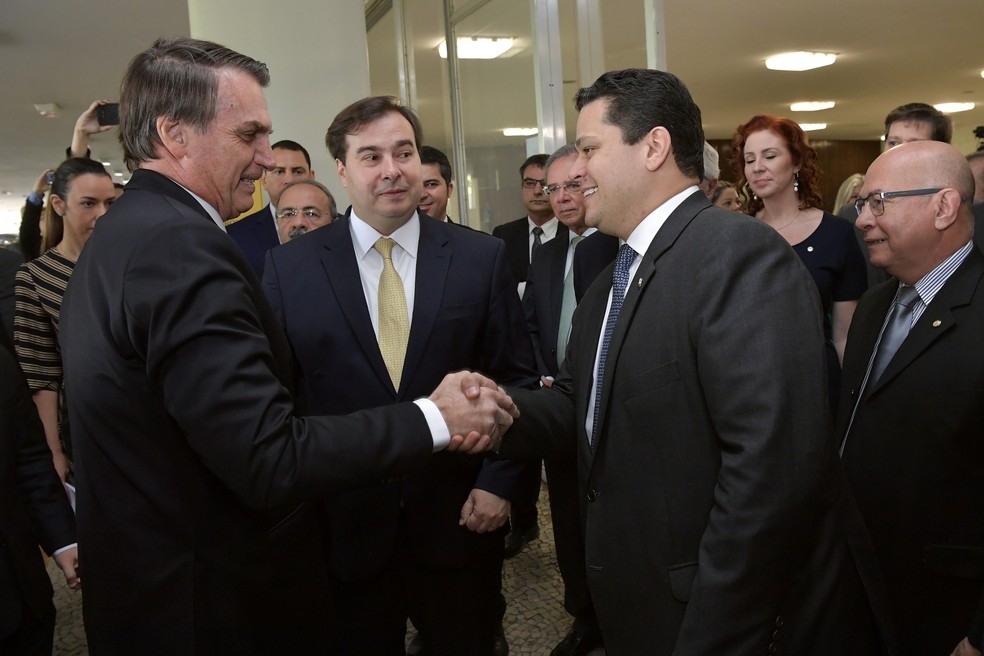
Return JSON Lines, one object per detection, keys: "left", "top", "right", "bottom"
{"left": 590, "top": 243, "right": 636, "bottom": 449}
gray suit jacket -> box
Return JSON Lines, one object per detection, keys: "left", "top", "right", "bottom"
{"left": 501, "top": 190, "right": 888, "bottom": 655}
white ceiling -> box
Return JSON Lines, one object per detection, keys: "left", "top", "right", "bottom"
{"left": 3, "top": 0, "right": 983, "bottom": 235}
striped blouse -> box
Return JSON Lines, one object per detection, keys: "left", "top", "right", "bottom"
{"left": 14, "top": 248, "right": 75, "bottom": 391}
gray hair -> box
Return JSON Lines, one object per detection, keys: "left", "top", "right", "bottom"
{"left": 120, "top": 37, "right": 270, "bottom": 171}
{"left": 702, "top": 141, "right": 720, "bottom": 182}
{"left": 544, "top": 144, "right": 578, "bottom": 179}
{"left": 278, "top": 179, "right": 338, "bottom": 218}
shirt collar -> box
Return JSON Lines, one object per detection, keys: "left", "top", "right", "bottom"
{"left": 175, "top": 181, "right": 226, "bottom": 232}
{"left": 349, "top": 209, "right": 421, "bottom": 260}
{"left": 625, "top": 186, "right": 699, "bottom": 257}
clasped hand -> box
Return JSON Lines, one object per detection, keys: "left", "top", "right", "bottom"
{"left": 429, "top": 371, "right": 518, "bottom": 454}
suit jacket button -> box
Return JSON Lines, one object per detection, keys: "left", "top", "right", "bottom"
{"left": 586, "top": 489, "right": 598, "bottom": 502}
{"left": 775, "top": 615, "right": 784, "bottom": 628}
{"left": 772, "top": 628, "right": 781, "bottom": 640}
{"left": 768, "top": 642, "right": 777, "bottom": 654}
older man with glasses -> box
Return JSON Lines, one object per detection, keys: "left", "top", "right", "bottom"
{"left": 275, "top": 179, "right": 337, "bottom": 243}
{"left": 838, "top": 140, "right": 984, "bottom": 656}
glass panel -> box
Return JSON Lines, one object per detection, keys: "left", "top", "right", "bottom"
{"left": 367, "top": 8, "right": 402, "bottom": 98}
{"left": 453, "top": 0, "right": 537, "bottom": 231}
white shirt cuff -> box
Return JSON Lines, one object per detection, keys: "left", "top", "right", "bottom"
{"left": 53, "top": 543, "right": 78, "bottom": 556}
{"left": 413, "top": 398, "right": 450, "bottom": 451}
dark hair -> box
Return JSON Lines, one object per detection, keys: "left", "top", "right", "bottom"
{"left": 326, "top": 96, "right": 422, "bottom": 162}
{"left": 519, "top": 154, "right": 549, "bottom": 179}
{"left": 884, "top": 103, "right": 952, "bottom": 143}
{"left": 731, "top": 114, "right": 823, "bottom": 215}
{"left": 119, "top": 37, "right": 270, "bottom": 171}
{"left": 574, "top": 69, "right": 704, "bottom": 180}
{"left": 544, "top": 144, "right": 578, "bottom": 178}
{"left": 278, "top": 179, "right": 338, "bottom": 218}
{"left": 420, "top": 146, "right": 452, "bottom": 184}
{"left": 43, "top": 158, "right": 112, "bottom": 252}
{"left": 272, "top": 139, "right": 312, "bottom": 169}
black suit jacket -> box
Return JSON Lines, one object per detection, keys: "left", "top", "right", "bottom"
{"left": 492, "top": 216, "right": 534, "bottom": 285}
{"left": 523, "top": 230, "right": 616, "bottom": 377}
{"left": 500, "top": 191, "right": 886, "bottom": 655}
{"left": 0, "top": 248, "right": 23, "bottom": 340}
{"left": 227, "top": 203, "right": 279, "bottom": 277}
{"left": 0, "top": 334, "right": 75, "bottom": 640}
{"left": 263, "top": 214, "right": 537, "bottom": 577}
{"left": 572, "top": 231, "right": 619, "bottom": 303}
{"left": 838, "top": 247, "right": 984, "bottom": 654}
{"left": 60, "top": 169, "right": 434, "bottom": 654}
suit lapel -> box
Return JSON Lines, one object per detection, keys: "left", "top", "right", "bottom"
{"left": 401, "top": 218, "right": 451, "bottom": 397}
{"left": 574, "top": 273, "right": 613, "bottom": 469}
{"left": 867, "top": 250, "right": 983, "bottom": 395}
{"left": 545, "top": 234, "right": 569, "bottom": 344}
{"left": 593, "top": 192, "right": 709, "bottom": 452}
{"left": 319, "top": 217, "right": 394, "bottom": 393}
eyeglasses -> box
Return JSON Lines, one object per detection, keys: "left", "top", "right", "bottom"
{"left": 854, "top": 188, "right": 942, "bottom": 217}
{"left": 542, "top": 181, "right": 583, "bottom": 196}
{"left": 276, "top": 208, "right": 328, "bottom": 220}
{"left": 522, "top": 178, "right": 545, "bottom": 190}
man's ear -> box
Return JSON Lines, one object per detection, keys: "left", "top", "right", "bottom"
{"left": 156, "top": 116, "right": 189, "bottom": 159}
{"left": 336, "top": 159, "right": 349, "bottom": 189}
{"left": 933, "top": 188, "right": 962, "bottom": 231}
{"left": 447, "top": 180, "right": 454, "bottom": 198}
{"left": 644, "top": 126, "right": 672, "bottom": 172}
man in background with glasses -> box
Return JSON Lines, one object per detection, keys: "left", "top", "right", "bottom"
{"left": 275, "top": 179, "right": 337, "bottom": 243}
{"left": 492, "top": 153, "right": 557, "bottom": 561}
{"left": 838, "top": 140, "right": 984, "bottom": 656}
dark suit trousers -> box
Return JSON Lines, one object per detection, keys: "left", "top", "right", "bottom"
{"left": 329, "top": 513, "right": 505, "bottom": 656}
{"left": 543, "top": 456, "right": 594, "bottom": 624}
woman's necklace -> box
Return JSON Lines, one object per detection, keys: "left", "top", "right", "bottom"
{"left": 772, "top": 209, "right": 803, "bottom": 231}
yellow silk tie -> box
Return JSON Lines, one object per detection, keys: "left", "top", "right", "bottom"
{"left": 374, "top": 237, "right": 410, "bottom": 390}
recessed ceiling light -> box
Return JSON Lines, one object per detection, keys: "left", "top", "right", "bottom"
{"left": 34, "top": 102, "right": 61, "bottom": 118}
{"left": 798, "top": 123, "right": 827, "bottom": 132}
{"left": 439, "top": 37, "right": 515, "bottom": 60}
{"left": 101, "top": 161, "right": 112, "bottom": 166}
{"left": 502, "top": 128, "right": 538, "bottom": 137}
{"left": 790, "top": 101, "right": 835, "bottom": 112}
{"left": 765, "top": 52, "right": 837, "bottom": 72}
{"left": 933, "top": 102, "right": 975, "bottom": 113}
{"left": 113, "top": 172, "right": 124, "bottom": 177}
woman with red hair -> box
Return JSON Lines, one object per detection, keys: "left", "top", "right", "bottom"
{"left": 732, "top": 114, "right": 866, "bottom": 418}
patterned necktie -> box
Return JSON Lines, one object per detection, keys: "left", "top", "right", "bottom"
{"left": 556, "top": 235, "right": 585, "bottom": 367}
{"left": 868, "top": 285, "right": 920, "bottom": 385}
{"left": 374, "top": 237, "right": 409, "bottom": 391}
{"left": 531, "top": 226, "right": 544, "bottom": 260}
{"left": 590, "top": 244, "right": 636, "bottom": 449}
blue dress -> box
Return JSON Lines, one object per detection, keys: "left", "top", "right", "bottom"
{"left": 791, "top": 212, "right": 868, "bottom": 418}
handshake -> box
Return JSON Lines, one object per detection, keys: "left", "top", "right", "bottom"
{"left": 428, "top": 371, "right": 518, "bottom": 454}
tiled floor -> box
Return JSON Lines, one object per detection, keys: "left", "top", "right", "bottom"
{"left": 48, "top": 481, "right": 605, "bottom": 655}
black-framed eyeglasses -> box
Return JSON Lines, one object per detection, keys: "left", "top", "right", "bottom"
{"left": 522, "top": 178, "right": 545, "bottom": 190}
{"left": 276, "top": 208, "right": 327, "bottom": 220}
{"left": 854, "top": 188, "right": 942, "bottom": 217}
{"left": 543, "top": 181, "right": 583, "bottom": 196}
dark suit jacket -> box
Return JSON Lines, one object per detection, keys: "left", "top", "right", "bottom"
{"left": 974, "top": 202, "right": 984, "bottom": 252}
{"left": 492, "top": 216, "right": 534, "bottom": 285}
{"left": 262, "top": 215, "right": 537, "bottom": 577}
{"left": 572, "top": 231, "right": 619, "bottom": 303}
{"left": 227, "top": 203, "right": 279, "bottom": 277}
{"left": 0, "top": 334, "right": 75, "bottom": 640}
{"left": 500, "top": 191, "right": 886, "bottom": 655}
{"left": 838, "top": 247, "right": 984, "bottom": 654}
{"left": 0, "top": 248, "right": 23, "bottom": 341}
{"left": 60, "top": 169, "right": 434, "bottom": 654}
{"left": 523, "top": 230, "right": 616, "bottom": 377}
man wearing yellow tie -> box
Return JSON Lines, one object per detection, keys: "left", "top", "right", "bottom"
{"left": 262, "top": 95, "right": 537, "bottom": 656}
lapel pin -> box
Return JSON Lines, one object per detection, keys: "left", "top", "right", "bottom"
{"left": 932, "top": 320, "right": 942, "bottom": 328}
{"left": 807, "top": 246, "right": 814, "bottom": 252}
{"left": 637, "top": 277, "right": 643, "bottom": 288}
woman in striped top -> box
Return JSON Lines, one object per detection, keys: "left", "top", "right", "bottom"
{"left": 14, "top": 157, "right": 116, "bottom": 481}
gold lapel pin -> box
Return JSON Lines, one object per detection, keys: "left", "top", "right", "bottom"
{"left": 932, "top": 320, "right": 942, "bottom": 328}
